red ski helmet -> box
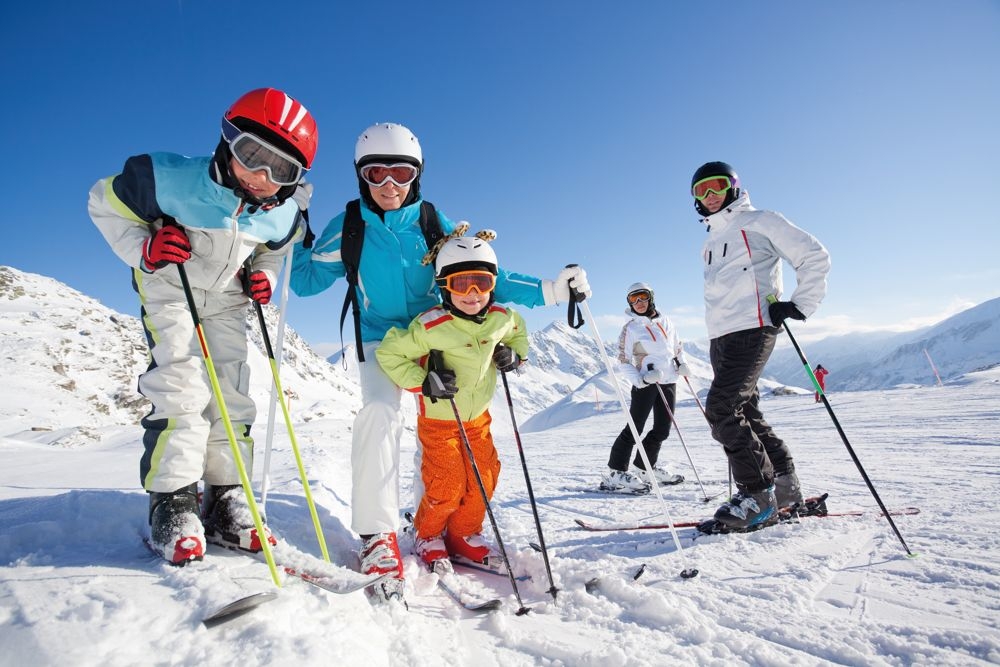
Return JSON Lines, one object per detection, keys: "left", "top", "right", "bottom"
{"left": 223, "top": 88, "right": 318, "bottom": 169}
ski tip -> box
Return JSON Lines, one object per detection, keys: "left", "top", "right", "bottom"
{"left": 202, "top": 591, "right": 278, "bottom": 628}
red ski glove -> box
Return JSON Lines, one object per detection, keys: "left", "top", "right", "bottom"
{"left": 142, "top": 226, "right": 191, "bottom": 271}
{"left": 244, "top": 270, "right": 272, "bottom": 305}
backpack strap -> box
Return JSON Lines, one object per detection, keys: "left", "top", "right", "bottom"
{"left": 339, "top": 199, "right": 366, "bottom": 362}
{"left": 339, "top": 199, "right": 446, "bottom": 363}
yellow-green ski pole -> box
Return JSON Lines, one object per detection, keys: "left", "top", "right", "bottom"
{"left": 246, "top": 261, "right": 329, "bottom": 562}
{"left": 176, "top": 261, "right": 282, "bottom": 586}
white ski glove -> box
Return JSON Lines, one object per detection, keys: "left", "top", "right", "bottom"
{"left": 291, "top": 181, "right": 313, "bottom": 211}
{"left": 542, "top": 265, "right": 592, "bottom": 305}
{"left": 673, "top": 358, "right": 692, "bottom": 378}
{"left": 642, "top": 366, "right": 663, "bottom": 385}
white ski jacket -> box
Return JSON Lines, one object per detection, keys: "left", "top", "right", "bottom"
{"left": 700, "top": 191, "right": 830, "bottom": 339}
{"left": 616, "top": 310, "right": 685, "bottom": 387}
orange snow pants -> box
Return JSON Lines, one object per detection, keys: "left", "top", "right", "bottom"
{"left": 414, "top": 410, "right": 501, "bottom": 540}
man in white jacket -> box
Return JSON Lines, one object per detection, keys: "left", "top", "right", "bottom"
{"left": 693, "top": 161, "right": 830, "bottom": 530}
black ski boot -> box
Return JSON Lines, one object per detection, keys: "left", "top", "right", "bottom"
{"left": 203, "top": 484, "right": 275, "bottom": 553}
{"left": 148, "top": 483, "right": 204, "bottom": 565}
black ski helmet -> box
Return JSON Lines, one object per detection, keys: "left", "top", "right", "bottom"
{"left": 691, "top": 161, "right": 741, "bottom": 216}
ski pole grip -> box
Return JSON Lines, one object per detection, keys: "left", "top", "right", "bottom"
{"left": 564, "top": 264, "right": 585, "bottom": 329}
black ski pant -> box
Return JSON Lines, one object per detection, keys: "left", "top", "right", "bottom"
{"left": 705, "top": 327, "right": 794, "bottom": 493}
{"left": 607, "top": 382, "right": 676, "bottom": 472}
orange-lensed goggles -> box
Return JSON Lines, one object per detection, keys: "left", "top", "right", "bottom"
{"left": 437, "top": 270, "right": 496, "bottom": 296}
{"left": 627, "top": 291, "right": 651, "bottom": 305}
{"left": 692, "top": 175, "right": 732, "bottom": 201}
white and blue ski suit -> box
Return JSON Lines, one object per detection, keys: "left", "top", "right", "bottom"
{"left": 89, "top": 153, "right": 302, "bottom": 493}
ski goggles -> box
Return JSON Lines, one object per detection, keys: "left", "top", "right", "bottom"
{"left": 359, "top": 162, "right": 420, "bottom": 188}
{"left": 437, "top": 270, "right": 496, "bottom": 296}
{"left": 692, "top": 175, "right": 732, "bottom": 201}
{"left": 627, "top": 291, "right": 651, "bottom": 305}
{"left": 222, "top": 119, "right": 305, "bottom": 186}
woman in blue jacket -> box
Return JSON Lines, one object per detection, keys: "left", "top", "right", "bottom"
{"left": 291, "top": 122, "right": 589, "bottom": 604}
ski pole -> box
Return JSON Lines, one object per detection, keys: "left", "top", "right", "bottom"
{"left": 650, "top": 375, "right": 712, "bottom": 502}
{"left": 682, "top": 376, "right": 708, "bottom": 423}
{"left": 681, "top": 375, "right": 732, "bottom": 497}
{"left": 499, "top": 368, "right": 558, "bottom": 601}
{"left": 430, "top": 351, "right": 531, "bottom": 615}
{"left": 571, "top": 287, "right": 697, "bottom": 579}
{"left": 245, "top": 261, "right": 330, "bottom": 563}
{"left": 260, "top": 249, "right": 294, "bottom": 509}
{"left": 174, "top": 260, "right": 282, "bottom": 587}
{"left": 766, "top": 295, "right": 915, "bottom": 557}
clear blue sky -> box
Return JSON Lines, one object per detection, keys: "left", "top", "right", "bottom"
{"left": 4, "top": 1, "right": 998, "bottom": 355}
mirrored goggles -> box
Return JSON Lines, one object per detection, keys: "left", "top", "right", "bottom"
{"left": 437, "top": 270, "right": 496, "bottom": 296}
{"left": 627, "top": 291, "right": 651, "bottom": 305}
{"left": 692, "top": 175, "right": 732, "bottom": 201}
{"left": 222, "top": 119, "right": 305, "bottom": 186}
{"left": 359, "top": 162, "right": 420, "bottom": 188}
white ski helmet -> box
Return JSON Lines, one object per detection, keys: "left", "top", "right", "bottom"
{"left": 354, "top": 122, "right": 422, "bottom": 167}
{"left": 434, "top": 233, "right": 498, "bottom": 278}
{"left": 627, "top": 282, "right": 653, "bottom": 299}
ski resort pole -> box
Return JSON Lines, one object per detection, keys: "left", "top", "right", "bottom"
{"left": 430, "top": 351, "right": 530, "bottom": 615}
{"left": 174, "top": 261, "right": 282, "bottom": 587}
{"left": 650, "top": 376, "right": 713, "bottom": 503}
{"left": 260, "top": 250, "right": 294, "bottom": 508}
{"left": 499, "top": 368, "right": 559, "bottom": 601}
{"left": 766, "top": 295, "right": 915, "bottom": 557}
{"left": 245, "top": 261, "right": 330, "bottom": 563}
{"left": 572, "top": 289, "right": 698, "bottom": 579}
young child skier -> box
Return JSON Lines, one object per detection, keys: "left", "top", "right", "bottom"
{"left": 375, "top": 231, "right": 528, "bottom": 572}
{"left": 88, "top": 88, "right": 317, "bottom": 564}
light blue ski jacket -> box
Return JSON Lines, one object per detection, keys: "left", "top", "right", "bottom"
{"left": 291, "top": 198, "right": 549, "bottom": 342}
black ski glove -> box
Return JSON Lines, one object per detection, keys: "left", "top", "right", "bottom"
{"left": 422, "top": 368, "right": 458, "bottom": 402}
{"left": 492, "top": 344, "right": 520, "bottom": 373}
{"left": 768, "top": 300, "right": 806, "bottom": 328}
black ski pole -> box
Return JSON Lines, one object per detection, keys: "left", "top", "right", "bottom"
{"left": 766, "top": 296, "right": 915, "bottom": 557}
{"left": 430, "top": 351, "right": 531, "bottom": 615}
{"left": 499, "top": 368, "right": 558, "bottom": 600}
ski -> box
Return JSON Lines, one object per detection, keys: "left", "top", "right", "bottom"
{"left": 562, "top": 485, "right": 651, "bottom": 496}
{"left": 229, "top": 540, "right": 392, "bottom": 594}
{"left": 429, "top": 560, "right": 502, "bottom": 612}
{"left": 144, "top": 536, "right": 282, "bottom": 627}
{"left": 202, "top": 591, "right": 278, "bottom": 628}
{"left": 574, "top": 495, "right": 920, "bottom": 532}
{"left": 449, "top": 553, "right": 531, "bottom": 581}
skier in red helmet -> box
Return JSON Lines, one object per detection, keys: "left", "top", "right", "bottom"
{"left": 88, "top": 88, "right": 317, "bottom": 565}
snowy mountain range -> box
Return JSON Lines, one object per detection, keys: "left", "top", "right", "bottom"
{"left": 2, "top": 265, "right": 997, "bottom": 440}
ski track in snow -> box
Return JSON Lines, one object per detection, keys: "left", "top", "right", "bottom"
{"left": 3, "top": 379, "right": 1000, "bottom": 665}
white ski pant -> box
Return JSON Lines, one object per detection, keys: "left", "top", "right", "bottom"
{"left": 136, "top": 273, "right": 254, "bottom": 493}
{"left": 352, "top": 341, "right": 414, "bottom": 535}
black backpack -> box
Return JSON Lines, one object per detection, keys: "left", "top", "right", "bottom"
{"left": 339, "top": 198, "right": 445, "bottom": 362}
